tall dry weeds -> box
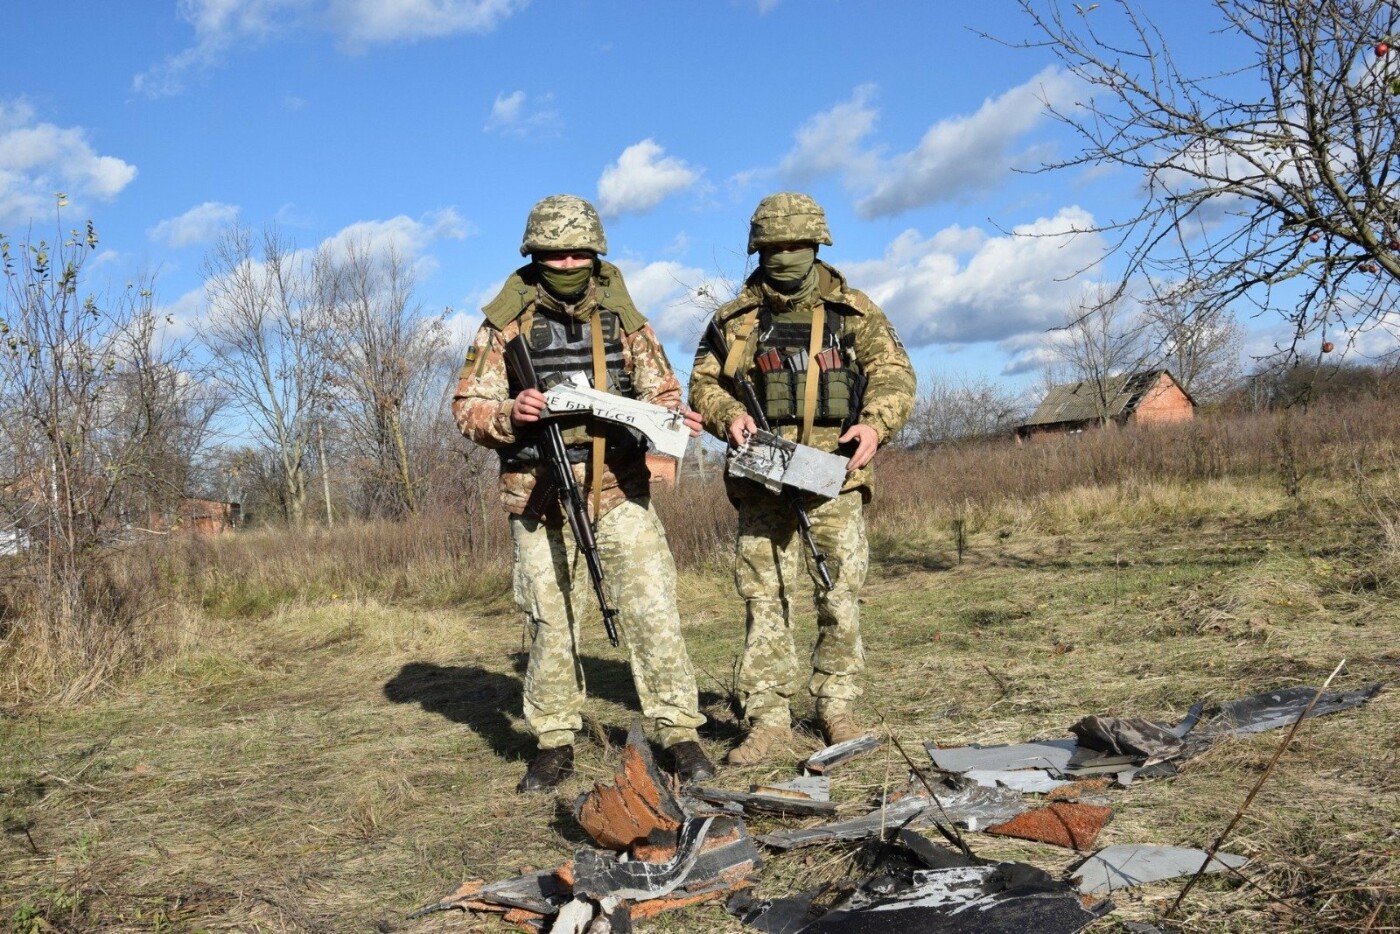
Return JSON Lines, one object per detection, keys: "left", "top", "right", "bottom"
{"left": 7, "top": 394, "right": 1400, "bottom": 706}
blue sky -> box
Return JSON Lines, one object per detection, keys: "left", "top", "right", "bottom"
{"left": 1, "top": 1, "right": 1357, "bottom": 399}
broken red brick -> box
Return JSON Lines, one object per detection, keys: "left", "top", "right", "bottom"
{"left": 575, "top": 725, "right": 685, "bottom": 851}
{"left": 985, "top": 802, "right": 1112, "bottom": 850}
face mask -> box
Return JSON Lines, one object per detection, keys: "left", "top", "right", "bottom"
{"left": 537, "top": 262, "right": 592, "bottom": 299}
{"left": 761, "top": 247, "right": 815, "bottom": 291}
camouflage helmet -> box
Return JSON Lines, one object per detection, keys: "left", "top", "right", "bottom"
{"left": 519, "top": 194, "right": 608, "bottom": 257}
{"left": 747, "top": 192, "right": 833, "bottom": 254}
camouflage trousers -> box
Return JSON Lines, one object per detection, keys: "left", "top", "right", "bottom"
{"left": 734, "top": 489, "right": 869, "bottom": 726}
{"left": 510, "top": 498, "right": 705, "bottom": 751}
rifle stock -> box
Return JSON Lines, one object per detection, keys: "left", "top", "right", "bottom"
{"left": 704, "top": 320, "right": 836, "bottom": 591}
{"left": 504, "top": 335, "right": 621, "bottom": 646}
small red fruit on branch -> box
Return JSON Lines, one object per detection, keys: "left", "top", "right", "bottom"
{"left": 1309, "top": 232, "right": 1321, "bottom": 243}
{"left": 1377, "top": 41, "right": 1391, "bottom": 56}
{"left": 1322, "top": 341, "right": 1335, "bottom": 353}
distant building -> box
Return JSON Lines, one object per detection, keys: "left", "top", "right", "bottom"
{"left": 1015, "top": 370, "right": 1195, "bottom": 442}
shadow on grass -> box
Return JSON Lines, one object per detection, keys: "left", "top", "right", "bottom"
{"left": 384, "top": 654, "right": 661, "bottom": 762}
{"left": 384, "top": 662, "right": 530, "bottom": 761}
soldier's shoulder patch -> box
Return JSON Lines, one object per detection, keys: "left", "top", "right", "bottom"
{"left": 465, "top": 345, "right": 479, "bottom": 365}
{"left": 886, "top": 324, "right": 906, "bottom": 350}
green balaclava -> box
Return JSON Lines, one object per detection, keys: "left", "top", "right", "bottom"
{"left": 761, "top": 247, "right": 816, "bottom": 293}
{"left": 536, "top": 260, "right": 593, "bottom": 300}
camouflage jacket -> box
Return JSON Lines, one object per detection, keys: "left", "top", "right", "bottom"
{"left": 452, "top": 262, "right": 683, "bottom": 518}
{"left": 688, "top": 260, "right": 915, "bottom": 500}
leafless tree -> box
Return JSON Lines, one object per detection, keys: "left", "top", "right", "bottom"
{"left": 319, "top": 240, "right": 450, "bottom": 519}
{"left": 1141, "top": 283, "right": 1245, "bottom": 403}
{"left": 902, "top": 373, "right": 1028, "bottom": 445}
{"left": 0, "top": 208, "right": 218, "bottom": 696}
{"left": 200, "top": 224, "right": 331, "bottom": 525}
{"left": 1053, "top": 285, "right": 1148, "bottom": 423}
{"left": 1015, "top": 0, "right": 1400, "bottom": 357}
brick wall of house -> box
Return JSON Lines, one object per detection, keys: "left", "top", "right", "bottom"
{"left": 1129, "top": 374, "right": 1195, "bottom": 426}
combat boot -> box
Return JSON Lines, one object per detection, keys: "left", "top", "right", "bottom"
{"left": 819, "top": 712, "right": 864, "bottom": 746}
{"left": 724, "top": 723, "right": 791, "bottom": 766}
{"left": 516, "top": 745, "right": 574, "bottom": 793}
{"left": 668, "top": 741, "right": 717, "bottom": 784}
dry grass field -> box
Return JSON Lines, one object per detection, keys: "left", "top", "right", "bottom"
{"left": 3, "top": 407, "right": 1399, "bottom": 932}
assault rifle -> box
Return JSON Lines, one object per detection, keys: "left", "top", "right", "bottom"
{"left": 504, "top": 336, "right": 621, "bottom": 646}
{"left": 703, "top": 319, "right": 838, "bottom": 591}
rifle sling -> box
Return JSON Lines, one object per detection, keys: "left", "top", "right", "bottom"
{"left": 801, "top": 303, "right": 825, "bottom": 444}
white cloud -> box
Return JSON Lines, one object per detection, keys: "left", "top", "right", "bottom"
{"left": 596, "top": 139, "right": 701, "bottom": 218}
{"left": 315, "top": 208, "right": 472, "bottom": 278}
{"left": 325, "top": 0, "right": 527, "bottom": 47}
{"left": 148, "top": 201, "right": 240, "bottom": 248}
{"left": 858, "top": 67, "right": 1076, "bottom": 217}
{"left": 772, "top": 68, "right": 1075, "bottom": 218}
{"left": 483, "top": 89, "right": 558, "bottom": 137}
{"left": 756, "top": 0, "right": 781, "bottom": 13}
{"left": 135, "top": 0, "right": 527, "bottom": 97}
{"left": 0, "top": 100, "right": 138, "bottom": 225}
{"left": 841, "top": 206, "right": 1108, "bottom": 353}
{"left": 610, "top": 258, "right": 715, "bottom": 344}
{"left": 154, "top": 286, "right": 210, "bottom": 341}
{"left": 134, "top": 0, "right": 297, "bottom": 97}
{"left": 779, "top": 84, "right": 880, "bottom": 183}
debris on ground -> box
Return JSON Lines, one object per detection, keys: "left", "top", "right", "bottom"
{"left": 1070, "top": 843, "right": 1250, "bottom": 895}
{"left": 690, "top": 785, "right": 839, "bottom": 817}
{"left": 983, "top": 801, "right": 1113, "bottom": 850}
{"left": 802, "top": 735, "right": 882, "bottom": 774}
{"left": 416, "top": 725, "right": 759, "bottom": 930}
{"left": 731, "top": 864, "right": 1111, "bottom": 933}
{"left": 417, "top": 681, "right": 1380, "bottom": 931}
{"left": 759, "top": 776, "right": 1027, "bottom": 850}
{"left": 926, "top": 682, "right": 1383, "bottom": 788}
{"left": 574, "top": 723, "right": 686, "bottom": 851}
{"left": 754, "top": 775, "right": 830, "bottom": 801}
{"left": 925, "top": 737, "right": 1077, "bottom": 775}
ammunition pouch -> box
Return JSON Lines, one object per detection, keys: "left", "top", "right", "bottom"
{"left": 759, "top": 367, "right": 858, "bottom": 425}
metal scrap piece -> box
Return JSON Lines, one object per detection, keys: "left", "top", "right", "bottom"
{"left": 893, "top": 827, "right": 981, "bottom": 871}
{"left": 573, "top": 817, "right": 715, "bottom": 900}
{"left": 925, "top": 738, "right": 1077, "bottom": 774}
{"left": 573, "top": 814, "right": 762, "bottom": 907}
{"left": 984, "top": 802, "right": 1112, "bottom": 850}
{"left": 690, "top": 786, "right": 838, "bottom": 818}
{"left": 1071, "top": 844, "right": 1249, "bottom": 895}
{"left": 727, "top": 429, "right": 848, "bottom": 499}
{"left": 1187, "top": 683, "right": 1383, "bottom": 742}
{"left": 759, "top": 793, "right": 931, "bottom": 850}
{"left": 726, "top": 886, "right": 829, "bottom": 934}
{"left": 798, "top": 864, "right": 1112, "bottom": 933}
{"left": 758, "top": 780, "right": 1028, "bottom": 850}
{"left": 574, "top": 722, "right": 686, "bottom": 851}
{"left": 964, "top": 769, "right": 1072, "bottom": 794}
{"left": 804, "top": 735, "right": 882, "bottom": 774}
{"left": 549, "top": 897, "right": 595, "bottom": 934}
{"left": 754, "top": 775, "right": 831, "bottom": 802}
{"left": 474, "top": 868, "right": 573, "bottom": 914}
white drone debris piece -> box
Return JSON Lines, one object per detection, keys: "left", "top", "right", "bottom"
{"left": 544, "top": 373, "right": 690, "bottom": 459}
{"left": 728, "top": 429, "right": 849, "bottom": 499}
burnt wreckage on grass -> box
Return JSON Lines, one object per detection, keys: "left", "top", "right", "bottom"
{"left": 412, "top": 681, "right": 1381, "bottom": 931}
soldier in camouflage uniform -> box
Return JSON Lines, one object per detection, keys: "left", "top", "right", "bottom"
{"left": 689, "top": 193, "right": 916, "bottom": 765}
{"left": 452, "top": 194, "right": 716, "bottom": 792}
